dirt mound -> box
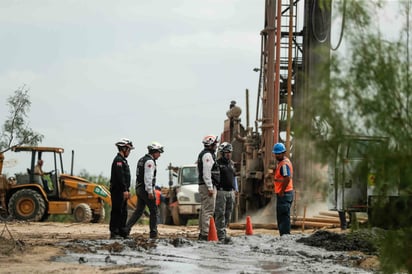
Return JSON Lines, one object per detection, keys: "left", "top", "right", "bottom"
{"left": 296, "top": 230, "right": 379, "bottom": 254}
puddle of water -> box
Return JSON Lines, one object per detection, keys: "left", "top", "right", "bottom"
{"left": 55, "top": 234, "right": 374, "bottom": 274}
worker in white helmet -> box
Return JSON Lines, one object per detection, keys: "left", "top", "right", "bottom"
{"left": 197, "top": 135, "right": 220, "bottom": 241}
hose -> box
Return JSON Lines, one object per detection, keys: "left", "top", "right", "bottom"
{"left": 311, "top": 0, "right": 330, "bottom": 43}
{"left": 330, "top": 0, "right": 346, "bottom": 51}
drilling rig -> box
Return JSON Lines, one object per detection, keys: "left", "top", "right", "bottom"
{"left": 221, "top": 0, "right": 332, "bottom": 221}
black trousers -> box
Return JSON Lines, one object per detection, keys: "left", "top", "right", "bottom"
{"left": 126, "top": 187, "right": 158, "bottom": 237}
{"left": 109, "top": 189, "right": 128, "bottom": 237}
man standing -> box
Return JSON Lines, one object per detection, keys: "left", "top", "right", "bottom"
{"left": 197, "top": 135, "right": 219, "bottom": 241}
{"left": 273, "top": 142, "right": 294, "bottom": 236}
{"left": 109, "top": 138, "right": 134, "bottom": 239}
{"left": 126, "top": 142, "right": 164, "bottom": 239}
{"left": 215, "top": 142, "right": 236, "bottom": 243}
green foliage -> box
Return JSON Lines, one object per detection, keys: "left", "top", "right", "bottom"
{"left": 78, "top": 169, "right": 109, "bottom": 187}
{"left": 0, "top": 86, "right": 43, "bottom": 151}
{"left": 303, "top": 1, "right": 412, "bottom": 272}
{"left": 187, "top": 219, "right": 198, "bottom": 226}
{"left": 379, "top": 228, "right": 412, "bottom": 274}
{"left": 48, "top": 214, "right": 74, "bottom": 223}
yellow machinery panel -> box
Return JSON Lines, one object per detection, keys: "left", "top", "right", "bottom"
{"left": 48, "top": 201, "right": 72, "bottom": 214}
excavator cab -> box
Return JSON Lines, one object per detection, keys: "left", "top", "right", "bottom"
{"left": 13, "top": 146, "right": 63, "bottom": 199}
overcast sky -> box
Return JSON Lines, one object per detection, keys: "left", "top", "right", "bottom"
{"left": 0, "top": 1, "right": 266, "bottom": 186}
{"left": 0, "top": 1, "right": 403, "bottom": 187}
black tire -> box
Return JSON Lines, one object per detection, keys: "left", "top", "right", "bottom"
{"left": 179, "top": 215, "right": 188, "bottom": 226}
{"left": 171, "top": 205, "right": 188, "bottom": 226}
{"left": 91, "top": 203, "right": 106, "bottom": 223}
{"left": 73, "top": 203, "right": 93, "bottom": 223}
{"left": 160, "top": 202, "right": 173, "bottom": 225}
{"left": 8, "top": 189, "right": 46, "bottom": 222}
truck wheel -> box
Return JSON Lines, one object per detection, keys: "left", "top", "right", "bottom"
{"left": 73, "top": 203, "right": 93, "bottom": 223}
{"left": 179, "top": 215, "right": 188, "bottom": 226}
{"left": 8, "top": 189, "right": 46, "bottom": 222}
{"left": 160, "top": 202, "right": 173, "bottom": 225}
{"left": 91, "top": 204, "right": 106, "bottom": 223}
{"left": 171, "top": 206, "right": 188, "bottom": 226}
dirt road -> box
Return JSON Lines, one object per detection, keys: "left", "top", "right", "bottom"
{"left": 0, "top": 221, "right": 379, "bottom": 273}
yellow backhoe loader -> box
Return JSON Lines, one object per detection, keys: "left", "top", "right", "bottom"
{"left": 0, "top": 146, "right": 136, "bottom": 222}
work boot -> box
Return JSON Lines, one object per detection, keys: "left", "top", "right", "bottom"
{"left": 198, "top": 234, "right": 208, "bottom": 241}
{"left": 122, "top": 234, "right": 132, "bottom": 239}
{"left": 219, "top": 236, "right": 232, "bottom": 244}
{"left": 150, "top": 233, "right": 158, "bottom": 239}
{"left": 110, "top": 234, "right": 123, "bottom": 240}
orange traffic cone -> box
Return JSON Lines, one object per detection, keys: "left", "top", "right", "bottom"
{"left": 208, "top": 216, "right": 218, "bottom": 241}
{"left": 245, "top": 215, "right": 254, "bottom": 235}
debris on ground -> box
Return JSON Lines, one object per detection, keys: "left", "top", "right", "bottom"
{"left": 296, "top": 229, "right": 383, "bottom": 272}
{"left": 52, "top": 232, "right": 381, "bottom": 273}
{"left": 296, "top": 229, "right": 382, "bottom": 254}
{"left": 1, "top": 221, "right": 384, "bottom": 273}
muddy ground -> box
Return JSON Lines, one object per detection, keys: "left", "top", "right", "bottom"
{"left": 0, "top": 221, "right": 381, "bottom": 274}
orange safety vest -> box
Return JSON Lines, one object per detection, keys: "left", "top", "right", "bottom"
{"left": 155, "top": 189, "right": 161, "bottom": 206}
{"left": 274, "top": 157, "right": 294, "bottom": 194}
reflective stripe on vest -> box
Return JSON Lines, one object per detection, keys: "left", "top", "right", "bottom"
{"left": 274, "top": 157, "right": 293, "bottom": 194}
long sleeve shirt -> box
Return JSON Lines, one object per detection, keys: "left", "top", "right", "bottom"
{"left": 144, "top": 158, "right": 156, "bottom": 194}
{"left": 202, "top": 152, "right": 215, "bottom": 190}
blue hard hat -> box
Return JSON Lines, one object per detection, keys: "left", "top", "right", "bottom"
{"left": 273, "top": 143, "right": 286, "bottom": 154}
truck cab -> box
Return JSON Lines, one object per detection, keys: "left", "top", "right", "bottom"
{"left": 175, "top": 165, "right": 200, "bottom": 218}
{"left": 161, "top": 164, "right": 201, "bottom": 225}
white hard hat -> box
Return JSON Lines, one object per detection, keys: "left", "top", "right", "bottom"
{"left": 202, "top": 135, "right": 219, "bottom": 146}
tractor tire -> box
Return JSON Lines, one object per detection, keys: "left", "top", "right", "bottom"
{"left": 92, "top": 204, "right": 106, "bottom": 223}
{"left": 8, "top": 189, "right": 46, "bottom": 222}
{"left": 73, "top": 203, "right": 93, "bottom": 223}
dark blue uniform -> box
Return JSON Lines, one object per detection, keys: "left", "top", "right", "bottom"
{"left": 109, "top": 153, "right": 131, "bottom": 238}
{"left": 215, "top": 156, "right": 236, "bottom": 240}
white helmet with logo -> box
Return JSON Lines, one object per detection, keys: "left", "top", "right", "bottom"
{"left": 147, "top": 141, "right": 164, "bottom": 153}
{"left": 115, "top": 138, "right": 135, "bottom": 150}
{"left": 202, "top": 135, "right": 219, "bottom": 146}
{"left": 218, "top": 142, "right": 233, "bottom": 153}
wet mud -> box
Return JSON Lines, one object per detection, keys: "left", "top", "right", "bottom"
{"left": 297, "top": 230, "right": 380, "bottom": 254}
{"left": 54, "top": 231, "right": 380, "bottom": 273}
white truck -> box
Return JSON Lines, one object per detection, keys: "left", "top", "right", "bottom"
{"left": 160, "top": 164, "right": 200, "bottom": 225}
